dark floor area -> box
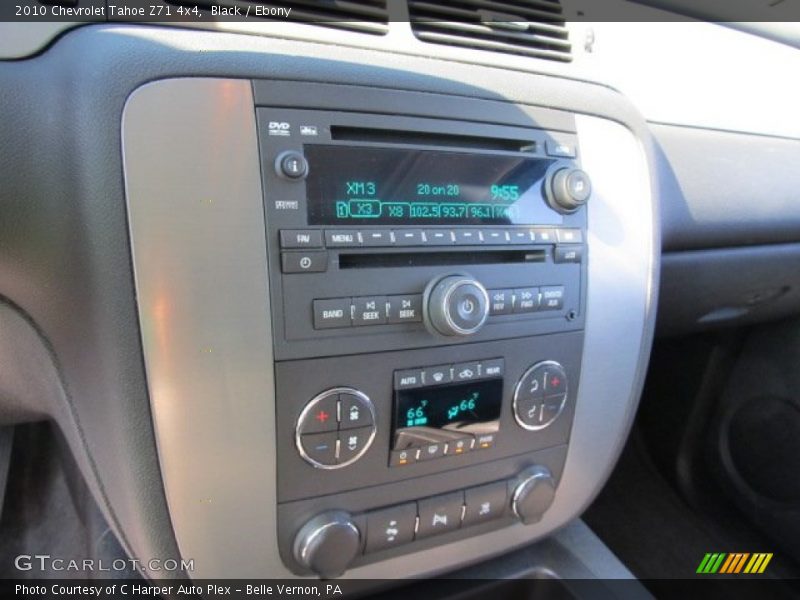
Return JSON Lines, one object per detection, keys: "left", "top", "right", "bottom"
{"left": 583, "top": 330, "right": 800, "bottom": 595}
{"left": 584, "top": 428, "right": 797, "bottom": 581}
{"left": 0, "top": 422, "right": 134, "bottom": 579}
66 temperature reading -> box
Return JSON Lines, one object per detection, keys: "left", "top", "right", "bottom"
{"left": 447, "top": 392, "right": 479, "bottom": 420}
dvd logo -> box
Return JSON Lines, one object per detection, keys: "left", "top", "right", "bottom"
{"left": 268, "top": 121, "right": 291, "bottom": 136}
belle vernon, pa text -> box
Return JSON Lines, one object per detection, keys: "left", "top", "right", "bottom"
{"left": 16, "top": 584, "right": 343, "bottom": 597}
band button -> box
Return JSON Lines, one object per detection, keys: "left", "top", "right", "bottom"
{"left": 313, "top": 298, "right": 352, "bottom": 329}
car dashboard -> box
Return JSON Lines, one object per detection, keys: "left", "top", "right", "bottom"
{"left": 1, "top": 1, "right": 799, "bottom": 589}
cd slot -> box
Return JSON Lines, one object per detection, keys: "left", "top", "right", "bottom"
{"left": 339, "top": 250, "right": 546, "bottom": 269}
{"left": 330, "top": 126, "right": 536, "bottom": 153}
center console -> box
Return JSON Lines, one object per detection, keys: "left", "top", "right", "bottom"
{"left": 256, "top": 109, "right": 590, "bottom": 576}
{"left": 123, "top": 70, "right": 657, "bottom": 582}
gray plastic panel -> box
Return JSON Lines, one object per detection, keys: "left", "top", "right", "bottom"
{"left": 123, "top": 79, "right": 279, "bottom": 578}
{"left": 654, "top": 123, "right": 800, "bottom": 251}
{"left": 658, "top": 244, "right": 800, "bottom": 336}
{"left": 124, "top": 78, "right": 656, "bottom": 580}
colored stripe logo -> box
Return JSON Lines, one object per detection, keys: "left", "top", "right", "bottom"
{"left": 697, "top": 553, "right": 773, "bottom": 574}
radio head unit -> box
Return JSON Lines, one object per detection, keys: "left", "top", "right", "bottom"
{"left": 258, "top": 109, "right": 589, "bottom": 362}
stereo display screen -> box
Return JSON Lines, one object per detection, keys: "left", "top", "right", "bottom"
{"left": 305, "top": 145, "right": 563, "bottom": 226}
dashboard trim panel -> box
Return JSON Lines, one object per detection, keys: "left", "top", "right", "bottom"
{"left": 123, "top": 77, "right": 656, "bottom": 580}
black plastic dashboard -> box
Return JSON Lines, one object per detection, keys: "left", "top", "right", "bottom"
{"left": 0, "top": 15, "right": 797, "bottom": 586}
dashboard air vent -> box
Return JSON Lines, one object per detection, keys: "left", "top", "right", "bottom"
{"left": 165, "top": 0, "right": 389, "bottom": 35}
{"left": 409, "top": 0, "right": 571, "bottom": 62}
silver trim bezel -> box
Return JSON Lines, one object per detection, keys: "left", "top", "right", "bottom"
{"left": 512, "top": 360, "right": 569, "bottom": 431}
{"left": 295, "top": 387, "right": 377, "bottom": 470}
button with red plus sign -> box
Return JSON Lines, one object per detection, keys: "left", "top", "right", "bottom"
{"left": 298, "top": 392, "right": 339, "bottom": 435}
{"left": 543, "top": 365, "right": 567, "bottom": 396}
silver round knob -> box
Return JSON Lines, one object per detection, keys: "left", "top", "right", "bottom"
{"left": 424, "top": 274, "right": 490, "bottom": 336}
{"left": 293, "top": 511, "right": 361, "bottom": 579}
{"left": 546, "top": 167, "right": 591, "bottom": 213}
{"left": 512, "top": 466, "right": 556, "bottom": 525}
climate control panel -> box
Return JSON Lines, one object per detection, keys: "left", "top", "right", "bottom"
{"left": 296, "top": 388, "right": 376, "bottom": 469}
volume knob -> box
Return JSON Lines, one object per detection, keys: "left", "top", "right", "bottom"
{"left": 546, "top": 167, "right": 592, "bottom": 213}
{"left": 424, "top": 274, "right": 490, "bottom": 336}
{"left": 293, "top": 511, "right": 361, "bottom": 579}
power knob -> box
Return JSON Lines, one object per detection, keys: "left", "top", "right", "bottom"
{"left": 545, "top": 167, "right": 592, "bottom": 213}
{"left": 511, "top": 466, "right": 556, "bottom": 525}
{"left": 293, "top": 511, "right": 361, "bottom": 579}
{"left": 424, "top": 274, "right": 490, "bottom": 336}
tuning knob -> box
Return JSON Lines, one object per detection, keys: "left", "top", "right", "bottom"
{"left": 511, "top": 466, "right": 556, "bottom": 525}
{"left": 293, "top": 511, "right": 361, "bottom": 579}
{"left": 545, "top": 167, "right": 591, "bottom": 213}
{"left": 424, "top": 274, "right": 490, "bottom": 336}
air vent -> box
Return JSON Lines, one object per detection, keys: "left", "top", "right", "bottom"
{"left": 165, "top": 0, "right": 389, "bottom": 35}
{"left": 409, "top": 0, "right": 571, "bottom": 62}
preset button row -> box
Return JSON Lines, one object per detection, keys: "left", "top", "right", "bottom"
{"left": 279, "top": 228, "right": 583, "bottom": 249}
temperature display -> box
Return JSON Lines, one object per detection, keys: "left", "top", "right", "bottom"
{"left": 304, "top": 145, "right": 563, "bottom": 226}
{"left": 393, "top": 379, "right": 503, "bottom": 449}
